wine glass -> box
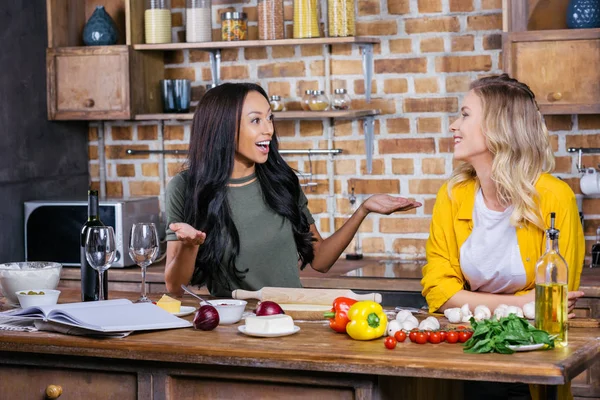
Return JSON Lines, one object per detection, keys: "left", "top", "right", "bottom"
{"left": 129, "top": 222, "right": 159, "bottom": 303}
{"left": 85, "top": 226, "right": 116, "bottom": 301}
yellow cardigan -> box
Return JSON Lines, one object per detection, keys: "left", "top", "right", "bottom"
{"left": 421, "top": 174, "right": 585, "bottom": 400}
{"left": 422, "top": 173, "right": 585, "bottom": 313}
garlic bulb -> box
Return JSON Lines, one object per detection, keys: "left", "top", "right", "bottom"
{"left": 418, "top": 319, "right": 437, "bottom": 331}
{"left": 387, "top": 319, "right": 402, "bottom": 337}
{"left": 395, "top": 310, "right": 413, "bottom": 323}
{"left": 473, "top": 305, "right": 491, "bottom": 321}
{"left": 444, "top": 307, "right": 463, "bottom": 324}
{"left": 424, "top": 316, "right": 440, "bottom": 330}
{"left": 506, "top": 305, "right": 524, "bottom": 318}
{"left": 493, "top": 304, "right": 508, "bottom": 320}
{"left": 461, "top": 304, "right": 472, "bottom": 318}
{"left": 523, "top": 302, "right": 535, "bottom": 320}
{"left": 401, "top": 319, "right": 418, "bottom": 331}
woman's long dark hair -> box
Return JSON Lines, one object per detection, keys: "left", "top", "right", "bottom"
{"left": 184, "top": 83, "right": 314, "bottom": 291}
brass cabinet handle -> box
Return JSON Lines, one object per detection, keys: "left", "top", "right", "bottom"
{"left": 45, "top": 384, "right": 62, "bottom": 399}
{"left": 84, "top": 99, "right": 95, "bottom": 108}
{"left": 547, "top": 92, "right": 562, "bottom": 102}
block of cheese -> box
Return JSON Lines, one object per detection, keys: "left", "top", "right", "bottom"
{"left": 245, "top": 314, "right": 294, "bottom": 334}
{"left": 156, "top": 294, "right": 181, "bottom": 313}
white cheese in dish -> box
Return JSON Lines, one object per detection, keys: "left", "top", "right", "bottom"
{"left": 245, "top": 314, "right": 294, "bottom": 334}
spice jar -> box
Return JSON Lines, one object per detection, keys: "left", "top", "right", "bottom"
{"left": 309, "top": 90, "right": 329, "bottom": 111}
{"left": 300, "top": 90, "right": 313, "bottom": 111}
{"left": 186, "top": 0, "right": 212, "bottom": 43}
{"left": 332, "top": 88, "right": 351, "bottom": 110}
{"left": 221, "top": 12, "right": 248, "bottom": 41}
{"left": 269, "top": 95, "right": 285, "bottom": 112}
{"left": 145, "top": 0, "right": 172, "bottom": 44}
{"left": 293, "top": 0, "right": 320, "bottom": 38}
{"left": 258, "top": 0, "right": 284, "bottom": 40}
{"left": 328, "top": 0, "right": 355, "bottom": 37}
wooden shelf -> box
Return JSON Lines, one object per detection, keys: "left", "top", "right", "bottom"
{"left": 133, "top": 37, "right": 380, "bottom": 51}
{"left": 506, "top": 28, "right": 600, "bottom": 43}
{"left": 134, "top": 109, "right": 380, "bottom": 121}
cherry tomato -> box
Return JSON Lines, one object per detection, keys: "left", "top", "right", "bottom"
{"left": 424, "top": 330, "right": 431, "bottom": 339}
{"left": 428, "top": 331, "right": 442, "bottom": 344}
{"left": 458, "top": 331, "right": 470, "bottom": 343}
{"left": 415, "top": 331, "right": 428, "bottom": 344}
{"left": 409, "top": 329, "right": 419, "bottom": 342}
{"left": 464, "top": 330, "right": 474, "bottom": 340}
{"left": 446, "top": 331, "right": 459, "bottom": 344}
{"left": 394, "top": 330, "right": 407, "bottom": 343}
{"left": 457, "top": 325, "right": 468, "bottom": 331}
{"left": 384, "top": 336, "right": 397, "bottom": 350}
{"left": 439, "top": 330, "right": 447, "bottom": 342}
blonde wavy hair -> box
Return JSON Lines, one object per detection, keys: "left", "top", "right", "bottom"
{"left": 447, "top": 74, "right": 555, "bottom": 230}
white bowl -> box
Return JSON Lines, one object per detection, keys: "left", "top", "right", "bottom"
{"left": 0, "top": 262, "right": 62, "bottom": 306}
{"left": 208, "top": 299, "right": 247, "bottom": 325}
{"left": 15, "top": 289, "right": 61, "bottom": 308}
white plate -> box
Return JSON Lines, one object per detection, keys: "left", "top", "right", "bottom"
{"left": 238, "top": 325, "right": 300, "bottom": 338}
{"left": 173, "top": 306, "right": 196, "bottom": 317}
{"left": 507, "top": 343, "right": 545, "bottom": 352}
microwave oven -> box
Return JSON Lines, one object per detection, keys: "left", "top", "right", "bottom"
{"left": 24, "top": 197, "right": 161, "bottom": 268}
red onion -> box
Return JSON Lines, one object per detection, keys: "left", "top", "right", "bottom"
{"left": 255, "top": 301, "right": 285, "bottom": 316}
{"left": 193, "top": 305, "right": 219, "bottom": 330}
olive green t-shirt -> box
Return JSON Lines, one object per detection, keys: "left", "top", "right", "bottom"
{"left": 165, "top": 171, "right": 315, "bottom": 296}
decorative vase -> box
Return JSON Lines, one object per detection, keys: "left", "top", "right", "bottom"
{"left": 83, "top": 6, "right": 119, "bottom": 45}
{"left": 566, "top": 0, "right": 600, "bottom": 29}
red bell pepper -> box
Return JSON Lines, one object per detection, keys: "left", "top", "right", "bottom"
{"left": 323, "top": 297, "right": 358, "bottom": 333}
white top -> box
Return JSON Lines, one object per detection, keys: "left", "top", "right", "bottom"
{"left": 460, "top": 189, "right": 527, "bottom": 293}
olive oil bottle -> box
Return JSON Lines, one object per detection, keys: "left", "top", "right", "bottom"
{"left": 534, "top": 212, "right": 568, "bottom": 347}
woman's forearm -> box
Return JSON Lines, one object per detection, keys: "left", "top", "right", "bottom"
{"left": 437, "top": 290, "right": 534, "bottom": 313}
{"left": 165, "top": 242, "right": 200, "bottom": 296}
{"left": 310, "top": 205, "right": 369, "bottom": 273}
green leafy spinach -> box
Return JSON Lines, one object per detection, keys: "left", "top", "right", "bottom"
{"left": 463, "top": 314, "right": 555, "bottom": 354}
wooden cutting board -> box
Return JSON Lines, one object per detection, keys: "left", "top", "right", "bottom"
{"left": 232, "top": 287, "right": 382, "bottom": 305}
{"left": 280, "top": 304, "right": 332, "bottom": 321}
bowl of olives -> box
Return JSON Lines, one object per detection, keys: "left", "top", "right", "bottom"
{"left": 15, "top": 289, "right": 61, "bottom": 308}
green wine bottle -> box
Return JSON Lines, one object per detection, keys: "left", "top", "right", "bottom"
{"left": 80, "top": 189, "right": 108, "bottom": 301}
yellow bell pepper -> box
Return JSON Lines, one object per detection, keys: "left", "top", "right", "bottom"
{"left": 345, "top": 301, "right": 387, "bottom": 340}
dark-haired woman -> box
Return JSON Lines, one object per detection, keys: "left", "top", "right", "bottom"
{"left": 164, "top": 83, "right": 421, "bottom": 297}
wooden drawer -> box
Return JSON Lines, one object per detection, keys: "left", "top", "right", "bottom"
{"left": 0, "top": 364, "right": 137, "bottom": 399}
{"left": 47, "top": 46, "right": 131, "bottom": 120}
{"left": 503, "top": 29, "right": 600, "bottom": 114}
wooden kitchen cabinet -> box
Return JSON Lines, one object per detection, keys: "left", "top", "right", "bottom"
{"left": 47, "top": 46, "right": 163, "bottom": 120}
{"left": 503, "top": 0, "right": 600, "bottom": 114}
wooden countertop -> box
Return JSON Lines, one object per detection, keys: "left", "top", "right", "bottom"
{"left": 60, "top": 258, "right": 600, "bottom": 298}
{"left": 0, "top": 289, "right": 598, "bottom": 386}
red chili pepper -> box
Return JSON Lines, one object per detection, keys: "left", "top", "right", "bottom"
{"left": 323, "top": 297, "right": 358, "bottom": 333}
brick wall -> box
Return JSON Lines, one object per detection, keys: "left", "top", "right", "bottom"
{"left": 88, "top": 0, "right": 600, "bottom": 259}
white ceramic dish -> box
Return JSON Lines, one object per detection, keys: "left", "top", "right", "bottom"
{"left": 238, "top": 325, "right": 300, "bottom": 338}
{"left": 173, "top": 306, "right": 196, "bottom": 317}
{"left": 209, "top": 299, "right": 247, "bottom": 325}
{"left": 507, "top": 343, "right": 545, "bottom": 352}
{"left": 15, "top": 289, "right": 61, "bottom": 308}
{"left": 0, "top": 262, "right": 62, "bottom": 306}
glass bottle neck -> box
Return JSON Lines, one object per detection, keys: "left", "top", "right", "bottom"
{"left": 88, "top": 195, "right": 99, "bottom": 221}
{"left": 546, "top": 236, "right": 559, "bottom": 253}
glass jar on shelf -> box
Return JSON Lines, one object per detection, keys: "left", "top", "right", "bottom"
{"left": 221, "top": 12, "right": 248, "bottom": 41}
{"left": 145, "top": 0, "right": 172, "bottom": 44}
{"left": 258, "top": 0, "right": 285, "bottom": 40}
{"left": 186, "top": 0, "right": 212, "bottom": 43}
{"left": 328, "top": 0, "right": 355, "bottom": 37}
{"left": 331, "top": 88, "right": 351, "bottom": 110}
{"left": 301, "top": 89, "right": 313, "bottom": 111}
{"left": 309, "top": 90, "right": 329, "bottom": 111}
{"left": 293, "top": 0, "right": 320, "bottom": 38}
{"left": 269, "top": 95, "right": 285, "bottom": 111}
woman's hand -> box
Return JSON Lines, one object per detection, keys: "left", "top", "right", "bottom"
{"left": 568, "top": 290, "right": 585, "bottom": 319}
{"left": 169, "top": 223, "right": 206, "bottom": 247}
{"left": 361, "top": 194, "right": 422, "bottom": 215}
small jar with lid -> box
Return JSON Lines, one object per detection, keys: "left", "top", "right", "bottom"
{"left": 258, "top": 0, "right": 284, "bottom": 40}
{"left": 328, "top": 0, "right": 356, "bottom": 37}
{"left": 186, "top": 0, "right": 212, "bottom": 43}
{"left": 221, "top": 12, "right": 248, "bottom": 41}
{"left": 145, "top": 0, "right": 172, "bottom": 44}
{"left": 309, "top": 90, "right": 329, "bottom": 111}
{"left": 269, "top": 95, "right": 285, "bottom": 112}
{"left": 301, "top": 90, "right": 313, "bottom": 111}
{"left": 331, "top": 88, "right": 351, "bottom": 110}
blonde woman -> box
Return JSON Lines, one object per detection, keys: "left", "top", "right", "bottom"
{"left": 421, "top": 74, "right": 585, "bottom": 399}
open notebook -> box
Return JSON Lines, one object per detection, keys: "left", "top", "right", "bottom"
{"left": 1, "top": 298, "right": 192, "bottom": 334}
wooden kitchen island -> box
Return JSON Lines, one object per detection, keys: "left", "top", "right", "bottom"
{"left": 0, "top": 290, "right": 599, "bottom": 400}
